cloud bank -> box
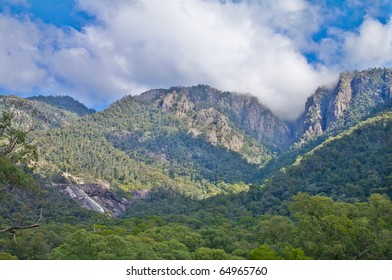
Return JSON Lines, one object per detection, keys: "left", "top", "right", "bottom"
{"left": 1, "top": 0, "right": 392, "bottom": 119}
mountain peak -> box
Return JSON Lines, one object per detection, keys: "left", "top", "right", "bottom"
{"left": 135, "top": 84, "right": 292, "bottom": 152}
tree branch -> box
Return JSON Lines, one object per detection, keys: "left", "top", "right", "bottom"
{"left": 0, "top": 223, "right": 40, "bottom": 234}
{"left": 0, "top": 207, "right": 43, "bottom": 235}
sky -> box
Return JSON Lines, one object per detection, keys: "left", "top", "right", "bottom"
{"left": 1, "top": 0, "right": 392, "bottom": 120}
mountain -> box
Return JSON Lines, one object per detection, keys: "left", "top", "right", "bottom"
{"left": 34, "top": 89, "right": 266, "bottom": 201}
{"left": 27, "top": 95, "right": 96, "bottom": 116}
{"left": 137, "top": 85, "right": 292, "bottom": 154}
{"left": 118, "top": 110, "right": 392, "bottom": 260}
{"left": 257, "top": 68, "right": 392, "bottom": 179}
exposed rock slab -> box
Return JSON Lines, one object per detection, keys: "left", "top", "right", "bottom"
{"left": 51, "top": 183, "right": 131, "bottom": 217}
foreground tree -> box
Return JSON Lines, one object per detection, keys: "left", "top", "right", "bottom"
{"left": 0, "top": 111, "right": 42, "bottom": 241}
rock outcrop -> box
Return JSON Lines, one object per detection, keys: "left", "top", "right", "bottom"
{"left": 300, "top": 68, "right": 392, "bottom": 142}
{"left": 53, "top": 183, "right": 130, "bottom": 217}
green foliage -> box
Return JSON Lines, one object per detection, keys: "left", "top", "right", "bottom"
{"left": 193, "top": 247, "right": 242, "bottom": 260}
{"left": 50, "top": 229, "right": 141, "bottom": 260}
{"left": 0, "top": 252, "right": 18, "bottom": 260}
{"left": 0, "top": 111, "right": 38, "bottom": 164}
{"left": 255, "top": 216, "right": 294, "bottom": 245}
{"left": 0, "top": 95, "right": 80, "bottom": 131}
{"left": 248, "top": 112, "right": 392, "bottom": 215}
{"left": 0, "top": 112, "right": 36, "bottom": 187}
{"left": 289, "top": 193, "right": 392, "bottom": 259}
{"left": 153, "top": 239, "right": 192, "bottom": 260}
{"left": 0, "top": 157, "right": 37, "bottom": 198}
{"left": 3, "top": 189, "right": 392, "bottom": 260}
{"left": 281, "top": 246, "right": 311, "bottom": 260}
{"left": 249, "top": 245, "right": 281, "bottom": 260}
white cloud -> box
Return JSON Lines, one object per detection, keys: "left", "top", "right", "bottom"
{"left": 0, "top": 0, "right": 343, "bottom": 119}
{"left": 343, "top": 17, "right": 392, "bottom": 69}
{"left": 0, "top": 14, "right": 47, "bottom": 92}
{"left": 67, "top": 0, "right": 337, "bottom": 119}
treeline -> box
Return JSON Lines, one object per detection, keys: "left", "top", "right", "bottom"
{"left": 2, "top": 193, "right": 392, "bottom": 260}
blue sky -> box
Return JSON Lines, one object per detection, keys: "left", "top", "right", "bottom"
{"left": 1, "top": 0, "right": 392, "bottom": 119}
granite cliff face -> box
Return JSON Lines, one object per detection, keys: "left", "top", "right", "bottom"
{"left": 300, "top": 68, "right": 392, "bottom": 142}
{"left": 54, "top": 183, "right": 128, "bottom": 217}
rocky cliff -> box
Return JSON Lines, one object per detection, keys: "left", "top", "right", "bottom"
{"left": 300, "top": 68, "right": 392, "bottom": 142}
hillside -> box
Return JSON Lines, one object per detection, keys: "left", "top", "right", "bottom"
{"left": 0, "top": 95, "right": 81, "bottom": 131}
{"left": 258, "top": 68, "right": 392, "bottom": 179}
{"left": 123, "top": 111, "right": 392, "bottom": 216}
{"left": 259, "top": 111, "right": 392, "bottom": 212}
{"left": 2, "top": 68, "right": 392, "bottom": 208}
{"left": 114, "top": 110, "right": 392, "bottom": 260}
{"left": 35, "top": 92, "right": 264, "bottom": 199}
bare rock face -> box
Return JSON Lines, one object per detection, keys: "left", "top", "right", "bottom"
{"left": 301, "top": 87, "right": 332, "bottom": 141}
{"left": 330, "top": 74, "right": 353, "bottom": 122}
{"left": 300, "top": 68, "right": 392, "bottom": 142}
{"left": 53, "top": 183, "right": 131, "bottom": 217}
{"left": 159, "top": 91, "right": 247, "bottom": 151}
{"left": 160, "top": 92, "right": 194, "bottom": 117}
{"left": 189, "top": 108, "right": 244, "bottom": 151}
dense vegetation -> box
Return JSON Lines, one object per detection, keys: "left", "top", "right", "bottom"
{"left": 2, "top": 192, "right": 392, "bottom": 260}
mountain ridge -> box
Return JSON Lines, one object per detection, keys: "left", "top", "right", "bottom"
{"left": 27, "top": 95, "right": 96, "bottom": 117}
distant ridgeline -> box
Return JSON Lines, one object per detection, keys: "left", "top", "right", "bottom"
{"left": 27, "top": 95, "right": 96, "bottom": 116}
